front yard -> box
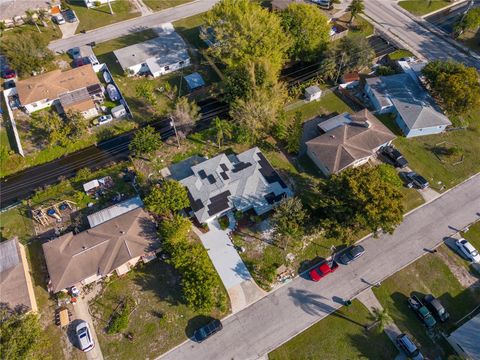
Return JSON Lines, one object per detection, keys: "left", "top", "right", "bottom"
{"left": 373, "top": 247, "right": 480, "bottom": 359}
{"left": 269, "top": 300, "right": 398, "bottom": 360}
{"left": 65, "top": 0, "right": 140, "bottom": 34}
{"left": 90, "top": 258, "right": 229, "bottom": 360}
{"left": 143, "top": 0, "right": 192, "bottom": 11}
{"left": 398, "top": 0, "right": 452, "bottom": 16}
{"left": 378, "top": 108, "right": 480, "bottom": 191}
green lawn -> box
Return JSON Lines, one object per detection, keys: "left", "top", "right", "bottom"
{"left": 173, "top": 12, "right": 208, "bottom": 50}
{"left": 65, "top": 0, "right": 140, "bottom": 34}
{"left": 269, "top": 300, "right": 398, "bottom": 360}
{"left": 143, "top": 0, "right": 192, "bottom": 11}
{"left": 373, "top": 251, "right": 480, "bottom": 359}
{"left": 458, "top": 29, "right": 480, "bottom": 53}
{"left": 400, "top": 187, "right": 425, "bottom": 213}
{"left": 398, "top": 0, "right": 452, "bottom": 16}
{"left": 1, "top": 22, "right": 61, "bottom": 44}
{"left": 336, "top": 13, "right": 374, "bottom": 38}
{"left": 463, "top": 221, "right": 480, "bottom": 253}
{"left": 388, "top": 49, "right": 415, "bottom": 61}
{"left": 0, "top": 206, "right": 35, "bottom": 243}
{"left": 287, "top": 91, "right": 354, "bottom": 122}
{"left": 90, "top": 259, "right": 229, "bottom": 360}
{"left": 378, "top": 109, "right": 480, "bottom": 191}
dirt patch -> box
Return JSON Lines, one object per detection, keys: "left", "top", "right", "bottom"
{"left": 437, "top": 246, "right": 480, "bottom": 289}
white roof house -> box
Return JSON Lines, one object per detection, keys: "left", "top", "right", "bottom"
{"left": 113, "top": 24, "right": 190, "bottom": 78}
{"left": 171, "top": 148, "right": 293, "bottom": 223}
{"left": 448, "top": 313, "right": 480, "bottom": 360}
{"left": 87, "top": 196, "right": 144, "bottom": 228}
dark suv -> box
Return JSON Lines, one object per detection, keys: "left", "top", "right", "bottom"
{"left": 407, "top": 295, "right": 436, "bottom": 328}
{"left": 194, "top": 319, "right": 223, "bottom": 343}
{"left": 406, "top": 172, "right": 429, "bottom": 189}
{"left": 423, "top": 294, "right": 449, "bottom": 322}
{"left": 396, "top": 334, "right": 424, "bottom": 360}
{"left": 380, "top": 145, "right": 408, "bottom": 168}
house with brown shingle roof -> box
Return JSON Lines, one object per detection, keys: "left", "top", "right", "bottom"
{"left": 0, "top": 238, "right": 38, "bottom": 313}
{"left": 305, "top": 109, "right": 396, "bottom": 176}
{"left": 16, "top": 64, "right": 103, "bottom": 117}
{"left": 42, "top": 206, "right": 159, "bottom": 293}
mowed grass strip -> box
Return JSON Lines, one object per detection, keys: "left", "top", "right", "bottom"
{"left": 398, "top": 0, "right": 452, "bottom": 16}
{"left": 143, "top": 0, "right": 192, "bottom": 11}
{"left": 269, "top": 300, "right": 398, "bottom": 360}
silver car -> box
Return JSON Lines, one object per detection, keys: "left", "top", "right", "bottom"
{"left": 76, "top": 321, "right": 94, "bottom": 352}
{"left": 456, "top": 238, "right": 480, "bottom": 263}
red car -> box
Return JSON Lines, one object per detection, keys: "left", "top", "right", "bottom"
{"left": 2, "top": 69, "right": 16, "bottom": 79}
{"left": 309, "top": 260, "right": 338, "bottom": 281}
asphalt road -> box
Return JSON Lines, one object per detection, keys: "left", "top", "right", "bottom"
{"left": 48, "top": 0, "right": 220, "bottom": 53}
{"left": 363, "top": 0, "right": 480, "bottom": 69}
{"left": 160, "top": 173, "right": 480, "bottom": 360}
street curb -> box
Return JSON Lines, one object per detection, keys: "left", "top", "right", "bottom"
{"left": 419, "top": 0, "right": 469, "bottom": 18}
{"left": 49, "top": 0, "right": 208, "bottom": 50}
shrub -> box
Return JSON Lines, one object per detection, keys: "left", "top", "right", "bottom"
{"left": 218, "top": 216, "right": 230, "bottom": 230}
{"left": 106, "top": 297, "right": 134, "bottom": 334}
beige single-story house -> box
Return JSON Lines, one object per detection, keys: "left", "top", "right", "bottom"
{"left": 0, "top": 238, "right": 38, "bottom": 313}
{"left": 16, "top": 64, "right": 103, "bottom": 114}
{"left": 306, "top": 109, "right": 396, "bottom": 176}
{"left": 42, "top": 205, "right": 158, "bottom": 293}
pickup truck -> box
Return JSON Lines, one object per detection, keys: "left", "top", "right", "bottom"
{"left": 380, "top": 145, "right": 408, "bottom": 168}
{"left": 407, "top": 295, "right": 437, "bottom": 328}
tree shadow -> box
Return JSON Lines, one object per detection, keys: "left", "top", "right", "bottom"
{"left": 232, "top": 260, "right": 252, "bottom": 281}
{"left": 185, "top": 314, "right": 215, "bottom": 339}
{"left": 298, "top": 256, "right": 326, "bottom": 278}
{"left": 348, "top": 330, "right": 399, "bottom": 359}
{"left": 132, "top": 260, "right": 184, "bottom": 306}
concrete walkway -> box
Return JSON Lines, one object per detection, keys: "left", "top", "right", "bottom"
{"left": 356, "top": 288, "right": 406, "bottom": 360}
{"left": 74, "top": 294, "right": 104, "bottom": 360}
{"left": 131, "top": 0, "right": 153, "bottom": 16}
{"left": 194, "top": 218, "right": 264, "bottom": 313}
{"left": 418, "top": 187, "right": 441, "bottom": 203}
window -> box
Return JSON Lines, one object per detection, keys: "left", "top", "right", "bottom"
{"left": 179, "top": 61, "right": 185, "bottom": 66}
{"left": 164, "top": 65, "right": 170, "bottom": 71}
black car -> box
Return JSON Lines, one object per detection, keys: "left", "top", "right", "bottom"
{"left": 381, "top": 145, "right": 408, "bottom": 168}
{"left": 396, "top": 334, "right": 424, "bottom": 360}
{"left": 63, "top": 9, "right": 77, "bottom": 23}
{"left": 339, "top": 245, "right": 365, "bottom": 265}
{"left": 423, "top": 294, "right": 449, "bottom": 322}
{"left": 406, "top": 172, "right": 429, "bottom": 189}
{"left": 193, "top": 319, "right": 223, "bottom": 342}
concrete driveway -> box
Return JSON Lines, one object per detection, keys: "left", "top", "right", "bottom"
{"left": 196, "top": 217, "right": 264, "bottom": 313}
{"left": 73, "top": 292, "right": 104, "bottom": 360}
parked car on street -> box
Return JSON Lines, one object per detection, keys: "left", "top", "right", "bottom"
{"left": 423, "top": 294, "right": 449, "bottom": 322}
{"left": 380, "top": 145, "right": 408, "bottom": 168}
{"left": 455, "top": 238, "right": 480, "bottom": 263}
{"left": 396, "top": 334, "right": 424, "bottom": 360}
{"left": 405, "top": 172, "right": 429, "bottom": 189}
{"left": 63, "top": 9, "right": 78, "bottom": 23}
{"left": 407, "top": 295, "right": 436, "bottom": 328}
{"left": 309, "top": 260, "right": 338, "bottom": 281}
{"left": 339, "top": 245, "right": 365, "bottom": 265}
{"left": 193, "top": 319, "right": 223, "bottom": 342}
{"left": 97, "top": 115, "right": 113, "bottom": 125}
{"left": 76, "top": 321, "right": 94, "bottom": 352}
{"left": 52, "top": 14, "right": 65, "bottom": 25}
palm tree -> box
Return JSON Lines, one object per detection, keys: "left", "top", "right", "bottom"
{"left": 372, "top": 307, "right": 392, "bottom": 331}
{"left": 37, "top": 9, "right": 49, "bottom": 28}
{"left": 347, "top": 0, "right": 365, "bottom": 25}
{"left": 25, "top": 10, "right": 41, "bottom": 33}
{"left": 213, "top": 117, "right": 233, "bottom": 148}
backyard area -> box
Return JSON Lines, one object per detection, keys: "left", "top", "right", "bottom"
{"left": 90, "top": 257, "right": 229, "bottom": 360}
{"left": 336, "top": 12, "right": 375, "bottom": 38}
{"left": 398, "top": 0, "right": 452, "bottom": 16}
{"left": 373, "top": 246, "right": 480, "bottom": 359}
{"left": 65, "top": 0, "right": 140, "bottom": 34}
{"left": 92, "top": 12, "right": 220, "bottom": 120}
{"left": 269, "top": 300, "right": 398, "bottom": 360}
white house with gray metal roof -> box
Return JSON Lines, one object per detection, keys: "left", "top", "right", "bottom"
{"left": 365, "top": 73, "right": 451, "bottom": 138}
{"left": 113, "top": 24, "right": 190, "bottom": 78}
{"left": 171, "top": 148, "right": 292, "bottom": 223}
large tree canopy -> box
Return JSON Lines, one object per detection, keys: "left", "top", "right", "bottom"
{"left": 205, "top": 0, "right": 291, "bottom": 75}
{"left": 0, "top": 32, "right": 54, "bottom": 76}
{"left": 316, "top": 165, "right": 404, "bottom": 242}
{"left": 0, "top": 309, "right": 42, "bottom": 360}
{"left": 422, "top": 60, "right": 480, "bottom": 115}
{"left": 271, "top": 196, "right": 309, "bottom": 250}
{"left": 129, "top": 125, "right": 162, "bottom": 156}
{"left": 280, "top": 3, "right": 330, "bottom": 61}
{"left": 144, "top": 179, "right": 190, "bottom": 216}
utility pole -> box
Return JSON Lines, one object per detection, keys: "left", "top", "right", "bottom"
{"left": 334, "top": 52, "right": 346, "bottom": 84}
{"left": 170, "top": 117, "right": 181, "bottom": 148}
{"left": 107, "top": 0, "right": 114, "bottom": 15}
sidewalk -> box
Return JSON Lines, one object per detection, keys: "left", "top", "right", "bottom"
{"left": 356, "top": 288, "right": 406, "bottom": 360}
